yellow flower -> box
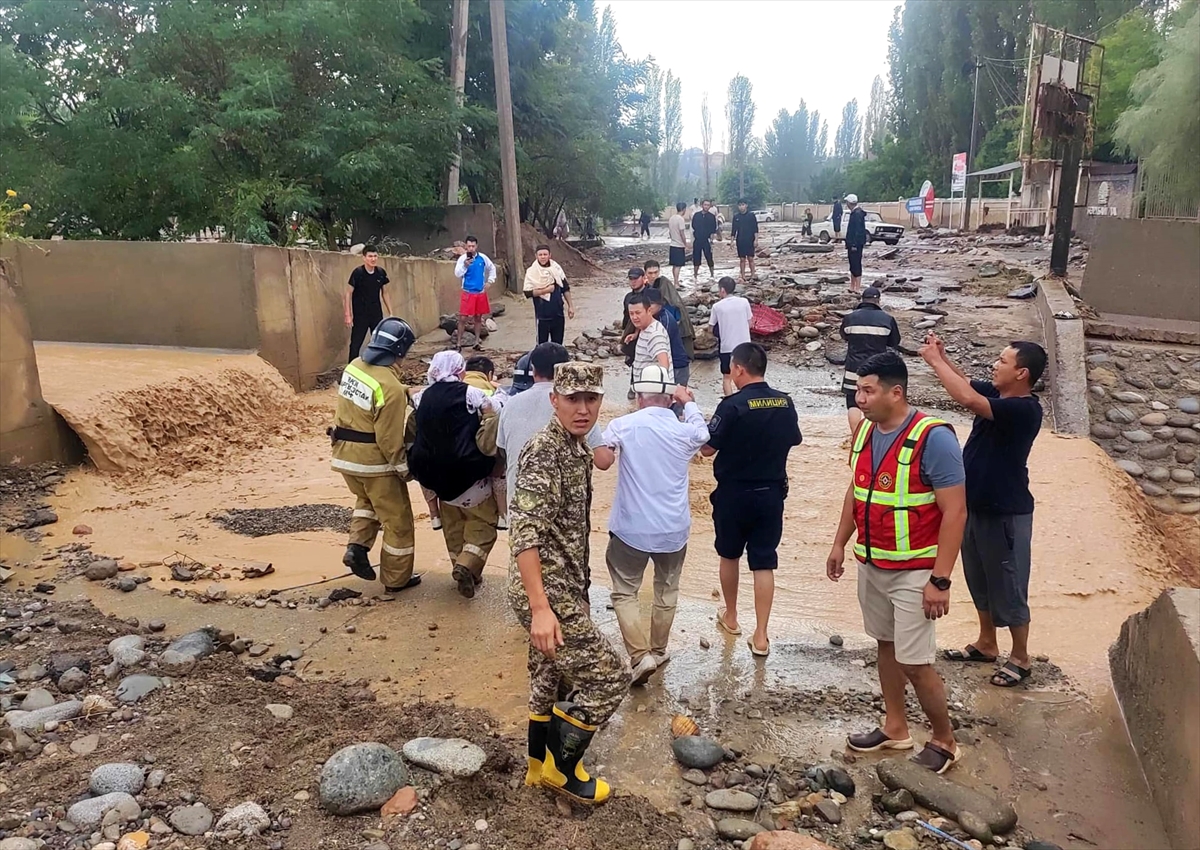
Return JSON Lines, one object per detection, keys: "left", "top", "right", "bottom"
{"left": 22, "top": 203, "right": 31, "bottom": 212}
{"left": 4, "top": 189, "right": 16, "bottom": 198}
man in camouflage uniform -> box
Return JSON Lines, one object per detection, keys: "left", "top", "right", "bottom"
{"left": 508, "top": 361, "right": 628, "bottom": 805}
{"left": 331, "top": 318, "right": 421, "bottom": 593}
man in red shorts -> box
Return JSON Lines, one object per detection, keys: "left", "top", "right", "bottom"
{"left": 454, "top": 235, "right": 497, "bottom": 350}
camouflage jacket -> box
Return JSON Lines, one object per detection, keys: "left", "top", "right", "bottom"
{"left": 508, "top": 415, "right": 594, "bottom": 615}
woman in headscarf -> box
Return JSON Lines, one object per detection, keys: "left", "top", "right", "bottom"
{"left": 408, "top": 351, "right": 505, "bottom": 598}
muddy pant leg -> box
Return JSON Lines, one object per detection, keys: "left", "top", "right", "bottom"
{"left": 649, "top": 545, "right": 686, "bottom": 655}
{"left": 555, "top": 606, "right": 630, "bottom": 726}
{"left": 440, "top": 503, "right": 466, "bottom": 563}
{"left": 452, "top": 497, "right": 499, "bottom": 581}
{"left": 341, "top": 474, "right": 381, "bottom": 549}
{"left": 605, "top": 534, "right": 650, "bottom": 663}
{"left": 363, "top": 476, "right": 415, "bottom": 588}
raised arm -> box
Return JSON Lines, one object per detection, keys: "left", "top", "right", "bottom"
{"left": 920, "top": 334, "right": 993, "bottom": 419}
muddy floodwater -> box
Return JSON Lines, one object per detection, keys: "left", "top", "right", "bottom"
{"left": 1, "top": 241, "right": 1185, "bottom": 847}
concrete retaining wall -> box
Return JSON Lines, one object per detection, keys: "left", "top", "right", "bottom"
{"left": 0, "top": 258, "right": 81, "bottom": 466}
{"left": 1, "top": 241, "right": 463, "bottom": 391}
{"left": 1082, "top": 219, "right": 1200, "bottom": 324}
{"left": 1034, "top": 277, "right": 1089, "bottom": 436}
{"left": 355, "top": 204, "right": 496, "bottom": 258}
{"left": 1110, "top": 588, "right": 1200, "bottom": 850}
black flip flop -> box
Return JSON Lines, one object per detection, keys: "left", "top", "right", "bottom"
{"left": 942, "top": 645, "right": 998, "bottom": 663}
{"left": 991, "top": 661, "right": 1032, "bottom": 688}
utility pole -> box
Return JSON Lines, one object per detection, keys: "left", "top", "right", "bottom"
{"left": 445, "top": 0, "right": 469, "bottom": 205}
{"left": 1050, "top": 132, "right": 1083, "bottom": 277}
{"left": 489, "top": 0, "right": 523, "bottom": 293}
{"left": 963, "top": 59, "right": 982, "bottom": 231}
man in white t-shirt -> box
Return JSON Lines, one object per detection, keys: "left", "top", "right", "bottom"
{"left": 667, "top": 202, "right": 688, "bottom": 288}
{"left": 708, "top": 276, "right": 753, "bottom": 396}
{"left": 593, "top": 367, "right": 710, "bottom": 686}
{"left": 626, "top": 289, "right": 674, "bottom": 384}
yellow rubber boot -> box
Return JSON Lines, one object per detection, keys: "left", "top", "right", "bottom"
{"left": 540, "top": 701, "right": 611, "bottom": 805}
{"left": 525, "top": 713, "right": 550, "bottom": 786}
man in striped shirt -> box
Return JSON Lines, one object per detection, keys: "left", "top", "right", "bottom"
{"left": 839, "top": 286, "right": 900, "bottom": 436}
{"left": 625, "top": 290, "right": 674, "bottom": 386}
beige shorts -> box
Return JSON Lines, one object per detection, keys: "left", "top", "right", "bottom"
{"left": 857, "top": 562, "right": 936, "bottom": 665}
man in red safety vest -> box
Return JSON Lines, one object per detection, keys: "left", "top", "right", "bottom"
{"left": 825, "top": 351, "right": 968, "bottom": 775}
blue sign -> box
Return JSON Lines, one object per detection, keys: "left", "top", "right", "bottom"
{"left": 905, "top": 197, "right": 925, "bottom": 214}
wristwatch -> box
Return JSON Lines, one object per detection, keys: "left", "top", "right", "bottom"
{"left": 928, "top": 575, "right": 952, "bottom": 591}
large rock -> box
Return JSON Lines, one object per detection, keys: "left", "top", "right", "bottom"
{"left": 85, "top": 559, "right": 120, "bottom": 581}
{"left": 66, "top": 792, "right": 140, "bottom": 829}
{"left": 90, "top": 763, "right": 145, "bottom": 795}
{"left": 319, "top": 743, "right": 409, "bottom": 815}
{"left": 671, "top": 735, "right": 726, "bottom": 769}
{"left": 705, "top": 789, "right": 759, "bottom": 812}
{"left": 4, "top": 699, "right": 82, "bottom": 731}
{"left": 115, "top": 675, "right": 165, "bottom": 704}
{"left": 876, "top": 758, "right": 1018, "bottom": 833}
{"left": 19, "top": 688, "right": 56, "bottom": 711}
{"left": 716, "top": 818, "right": 765, "bottom": 840}
{"left": 169, "top": 803, "right": 214, "bottom": 836}
{"left": 165, "top": 628, "right": 216, "bottom": 661}
{"left": 215, "top": 801, "right": 270, "bottom": 836}
{"left": 107, "top": 635, "right": 146, "bottom": 668}
{"left": 402, "top": 737, "right": 486, "bottom": 777}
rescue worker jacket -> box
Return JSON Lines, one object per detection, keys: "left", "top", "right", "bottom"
{"left": 331, "top": 359, "right": 412, "bottom": 478}
{"left": 463, "top": 371, "right": 496, "bottom": 395}
{"left": 409, "top": 381, "right": 494, "bottom": 502}
{"left": 850, "top": 412, "right": 951, "bottom": 570}
{"left": 840, "top": 303, "right": 901, "bottom": 389}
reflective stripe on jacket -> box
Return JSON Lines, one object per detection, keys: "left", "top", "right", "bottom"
{"left": 331, "top": 359, "right": 412, "bottom": 478}
{"left": 850, "top": 412, "right": 950, "bottom": 570}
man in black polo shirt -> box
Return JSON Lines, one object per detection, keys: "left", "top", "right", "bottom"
{"left": 702, "top": 342, "right": 802, "bottom": 657}
{"left": 691, "top": 199, "right": 718, "bottom": 281}
{"left": 920, "top": 334, "right": 1046, "bottom": 688}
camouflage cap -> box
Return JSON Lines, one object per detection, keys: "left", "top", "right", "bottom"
{"left": 553, "top": 361, "right": 605, "bottom": 396}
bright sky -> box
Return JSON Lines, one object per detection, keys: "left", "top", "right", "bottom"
{"left": 606, "top": 0, "right": 902, "bottom": 151}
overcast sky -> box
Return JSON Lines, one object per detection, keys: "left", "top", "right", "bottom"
{"left": 606, "top": 0, "right": 902, "bottom": 151}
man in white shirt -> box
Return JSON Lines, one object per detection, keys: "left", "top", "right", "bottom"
{"left": 626, "top": 290, "right": 674, "bottom": 384}
{"left": 497, "top": 343, "right": 602, "bottom": 501}
{"left": 667, "top": 202, "right": 688, "bottom": 288}
{"left": 593, "top": 367, "right": 711, "bottom": 686}
{"left": 708, "top": 276, "right": 754, "bottom": 397}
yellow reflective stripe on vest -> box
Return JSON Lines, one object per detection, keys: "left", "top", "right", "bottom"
{"left": 343, "top": 363, "right": 386, "bottom": 409}
{"left": 853, "top": 542, "right": 938, "bottom": 561}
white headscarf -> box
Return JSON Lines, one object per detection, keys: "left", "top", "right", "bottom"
{"left": 427, "top": 350, "right": 466, "bottom": 384}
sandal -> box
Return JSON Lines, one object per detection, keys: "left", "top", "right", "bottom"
{"left": 747, "top": 637, "right": 770, "bottom": 657}
{"left": 943, "top": 645, "right": 998, "bottom": 663}
{"left": 990, "top": 661, "right": 1032, "bottom": 688}
{"left": 911, "top": 741, "right": 961, "bottom": 774}
{"left": 847, "top": 727, "right": 914, "bottom": 753}
{"left": 716, "top": 609, "right": 742, "bottom": 636}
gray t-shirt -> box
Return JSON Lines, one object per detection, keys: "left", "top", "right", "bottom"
{"left": 496, "top": 382, "right": 602, "bottom": 498}
{"left": 870, "top": 411, "right": 965, "bottom": 489}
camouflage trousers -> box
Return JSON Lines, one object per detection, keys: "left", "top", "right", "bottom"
{"left": 511, "top": 595, "right": 629, "bottom": 726}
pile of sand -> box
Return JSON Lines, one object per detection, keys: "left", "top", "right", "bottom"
{"left": 35, "top": 346, "right": 325, "bottom": 476}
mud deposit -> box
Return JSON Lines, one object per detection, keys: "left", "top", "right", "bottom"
{"left": 211, "top": 505, "right": 352, "bottom": 538}
{"left": 0, "top": 594, "right": 677, "bottom": 850}
{"left": 33, "top": 345, "right": 325, "bottom": 475}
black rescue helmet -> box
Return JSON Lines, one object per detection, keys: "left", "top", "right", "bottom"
{"left": 363, "top": 317, "right": 416, "bottom": 366}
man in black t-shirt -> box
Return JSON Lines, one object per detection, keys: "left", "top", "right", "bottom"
{"left": 730, "top": 199, "right": 759, "bottom": 282}
{"left": 920, "top": 335, "right": 1046, "bottom": 688}
{"left": 702, "top": 342, "right": 802, "bottom": 658}
{"left": 523, "top": 244, "right": 575, "bottom": 345}
{"left": 691, "top": 199, "right": 718, "bottom": 281}
{"left": 344, "top": 245, "right": 394, "bottom": 363}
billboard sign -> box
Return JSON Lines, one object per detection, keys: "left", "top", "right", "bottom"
{"left": 951, "top": 152, "right": 967, "bottom": 193}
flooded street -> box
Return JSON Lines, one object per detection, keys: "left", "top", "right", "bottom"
{"left": 0, "top": 231, "right": 1184, "bottom": 848}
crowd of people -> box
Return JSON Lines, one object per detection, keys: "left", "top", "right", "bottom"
{"left": 332, "top": 222, "right": 1049, "bottom": 805}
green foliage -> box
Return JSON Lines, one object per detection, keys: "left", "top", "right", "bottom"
{"left": 1115, "top": 3, "right": 1200, "bottom": 200}
{"left": 725, "top": 75, "right": 755, "bottom": 197}
{"left": 1095, "top": 10, "right": 1164, "bottom": 158}
{"left": 841, "top": 137, "right": 940, "bottom": 201}
{"left": 834, "top": 99, "right": 862, "bottom": 163}
{"left": 763, "top": 102, "right": 825, "bottom": 201}
{"left": 718, "top": 162, "right": 769, "bottom": 209}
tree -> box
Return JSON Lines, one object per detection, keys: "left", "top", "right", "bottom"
{"left": 1095, "top": 10, "right": 1165, "bottom": 159}
{"left": 660, "top": 72, "right": 682, "bottom": 198}
{"left": 700, "top": 94, "right": 713, "bottom": 198}
{"left": 1115, "top": 2, "right": 1200, "bottom": 201}
{"left": 725, "top": 75, "right": 755, "bottom": 197}
{"left": 718, "top": 161, "right": 769, "bottom": 208}
{"left": 763, "top": 101, "right": 825, "bottom": 201}
{"left": 862, "top": 75, "right": 889, "bottom": 157}
{"left": 834, "top": 99, "right": 863, "bottom": 163}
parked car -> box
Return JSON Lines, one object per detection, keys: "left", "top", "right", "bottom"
{"left": 810, "top": 211, "right": 904, "bottom": 245}
{"left": 751, "top": 208, "right": 776, "bottom": 223}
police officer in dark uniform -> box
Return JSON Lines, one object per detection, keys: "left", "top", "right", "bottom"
{"left": 702, "top": 342, "right": 802, "bottom": 657}
{"left": 839, "top": 285, "right": 900, "bottom": 437}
